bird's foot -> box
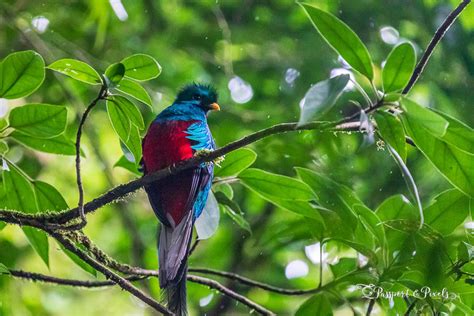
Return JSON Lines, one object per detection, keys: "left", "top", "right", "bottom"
{"left": 194, "top": 149, "right": 225, "bottom": 167}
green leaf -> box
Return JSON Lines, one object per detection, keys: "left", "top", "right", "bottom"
{"left": 9, "top": 104, "right": 67, "bottom": 138}
{"left": 299, "top": 3, "right": 373, "bottom": 80}
{"left": 11, "top": 131, "right": 76, "bottom": 155}
{"left": 104, "top": 62, "right": 125, "bottom": 87}
{"left": 239, "top": 168, "right": 314, "bottom": 201}
{"left": 0, "top": 118, "right": 7, "bottom": 130}
{"left": 115, "top": 78, "right": 152, "bottom": 108}
{"left": 215, "top": 192, "right": 251, "bottom": 233}
{"left": 113, "top": 155, "right": 141, "bottom": 175}
{"left": 107, "top": 95, "right": 144, "bottom": 129}
{"left": 296, "top": 167, "right": 359, "bottom": 229}
{"left": 124, "top": 126, "right": 142, "bottom": 165}
{"left": 0, "top": 140, "right": 8, "bottom": 155}
{"left": 329, "top": 258, "right": 357, "bottom": 278}
{"left": 107, "top": 98, "right": 131, "bottom": 144}
{"left": 47, "top": 59, "right": 102, "bottom": 85}
{"left": 121, "top": 54, "right": 161, "bottom": 81}
{"left": 220, "top": 204, "right": 251, "bottom": 233}
{"left": 432, "top": 110, "right": 474, "bottom": 154}
{"left": 296, "top": 293, "right": 333, "bottom": 316}
{"left": 374, "top": 111, "right": 406, "bottom": 161}
{"left": 402, "top": 107, "right": 474, "bottom": 197}
{"left": 0, "top": 50, "right": 45, "bottom": 99}
{"left": 2, "top": 161, "right": 49, "bottom": 267}
{"left": 22, "top": 227, "right": 49, "bottom": 268}
{"left": 108, "top": 96, "right": 146, "bottom": 164}
{"left": 0, "top": 263, "right": 9, "bottom": 274}
{"left": 382, "top": 42, "right": 416, "bottom": 93}
{"left": 376, "top": 194, "right": 417, "bottom": 222}
{"left": 424, "top": 189, "right": 470, "bottom": 235}
{"left": 59, "top": 243, "right": 97, "bottom": 277}
{"left": 2, "top": 161, "right": 37, "bottom": 213}
{"left": 457, "top": 242, "right": 474, "bottom": 262}
{"left": 353, "top": 204, "right": 386, "bottom": 249}
{"left": 273, "top": 199, "right": 325, "bottom": 223}
{"left": 401, "top": 99, "right": 449, "bottom": 137}
{"left": 34, "top": 181, "right": 68, "bottom": 212}
{"left": 213, "top": 182, "right": 234, "bottom": 200}
{"left": 214, "top": 148, "right": 257, "bottom": 178}
{"left": 298, "top": 75, "right": 349, "bottom": 126}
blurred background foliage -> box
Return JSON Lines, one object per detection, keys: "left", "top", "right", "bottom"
{"left": 0, "top": 0, "right": 473, "bottom": 315}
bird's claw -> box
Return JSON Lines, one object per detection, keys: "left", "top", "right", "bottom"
{"left": 194, "top": 149, "right": 225, "bottom": 167}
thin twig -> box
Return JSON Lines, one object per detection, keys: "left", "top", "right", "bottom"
{"left": 51, "top": 232, "right": 172, "bottom": 315}
{"left": 366, "top": 299, "right": 376, "bottom": 316}
{"left": 402, "top": 0, "right": 471, "bottom": 94}
{"left": 4, "top": 269, "right": 147, "bottom": 288}
{"left": 71, "top": 84, "right": 108, "bottom": 230}
{"left": 187, "top": 274, "right": 275, "bottom": 315}
{"left": 404, "top": 299, "right": 417, "bottom": 316}
{"left": 188, "top": 267, "right": 321, "bottom": 295}
{"left": 188, "top": 236, "right": 200, "bottom": 256}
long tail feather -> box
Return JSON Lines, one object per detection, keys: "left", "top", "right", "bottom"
{"left": 158, "top": 211, "right": 193, "bottom": 315}
{"left": 163, "top": 269, "right": 188, "bottom": 316}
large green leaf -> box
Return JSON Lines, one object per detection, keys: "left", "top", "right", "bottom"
{"left": 382, "top": 42, "right": 416, "bottom": 93}
{"left": 11, "top": 131, "right": 76, "bottom": 155}
{"left": 0, "top": 50, "right": 45, "bottom": 99}
{"left": 374, "top": 111, "right": 407, "bottom": 161}
{"left": 124, "top": 126, "right": 142, "bottom": 165}
{"left": 59, "top": 243, "right": 97, "bottom": 277}
{"left": 329, "top": 258, "right": 357, "bottom": 279}
{"left": 215, "top": 192, "right": 251, "bottom": 233}
{"left": 424, "top": 189, "right": 470, "bottom": 235}
{"left": 47, "top": 59, "right": 102, "bottom": 85}
{"left": 353, "top": 204, "right": 386, "bottom": 249}
{"left": 121, "top": 54, "right": 161, "bottom": 81}
{"left": 299, "top": 3, "right": 373, "bottom": 80}
{"left": 34, "top": 181, "right": 68, "bottom": 212}
{"left": 104, "top": 62, "right": 125, "bottom": 87}
{"left": 2, "top": 161, "right": 49, "bottom": 267}
{"left": 113, "top": 155, "right": 141, "bottom": 175}
{"left": 401, "top": 99, "right": 448, "bottom": 137}
{"left": 107, "top": 95, "right": 144, "bottom": 129}
{"left": 239, "top": 168, "right": 314, "bottom": 201}
{"left": 9, "top": 104, "right": 67, "bottom": 138}
{"left": 22, "top": 227, "right": 49, "bottom": 268}
{"left": 115, "top": 78, "right": 152, "bottom": 108}
{"left": 107, "top": 98, "right": 131, "bottom": 144}
{"left": 214, "top": 148, "right": 257, "bottom": 178}
{"left": 296, "top": 293, "right": 333, "bottom": 316}
{"left": 402, "top": 105, "right": 474, "bottom": 197}
{"left": 433, "top": 110, "right": 474, "bottom": 154}
{"left": 298, "top": 74, "right": 349, "bottom": 126}
{"left": 376, "top": 194, "right": 418, "bottom": 222}
{"left": 296, "top": 167, "right": 359, "bottom": 229}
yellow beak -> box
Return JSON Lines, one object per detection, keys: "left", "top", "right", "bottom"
{"left": 209, "top": 102, "right": 221, "bottom": 111}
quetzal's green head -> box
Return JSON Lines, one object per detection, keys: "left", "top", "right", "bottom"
{"left": 175, "top": 83, "right": 220, "bottom": 112}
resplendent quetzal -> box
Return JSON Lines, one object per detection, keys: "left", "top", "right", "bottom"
{"left": 141, "top": 83, "right": 220, "bottom": 315}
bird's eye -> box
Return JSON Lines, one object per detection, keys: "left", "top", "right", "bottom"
{"left": 192, "top": 94, "right": 201, "bottom": 101}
